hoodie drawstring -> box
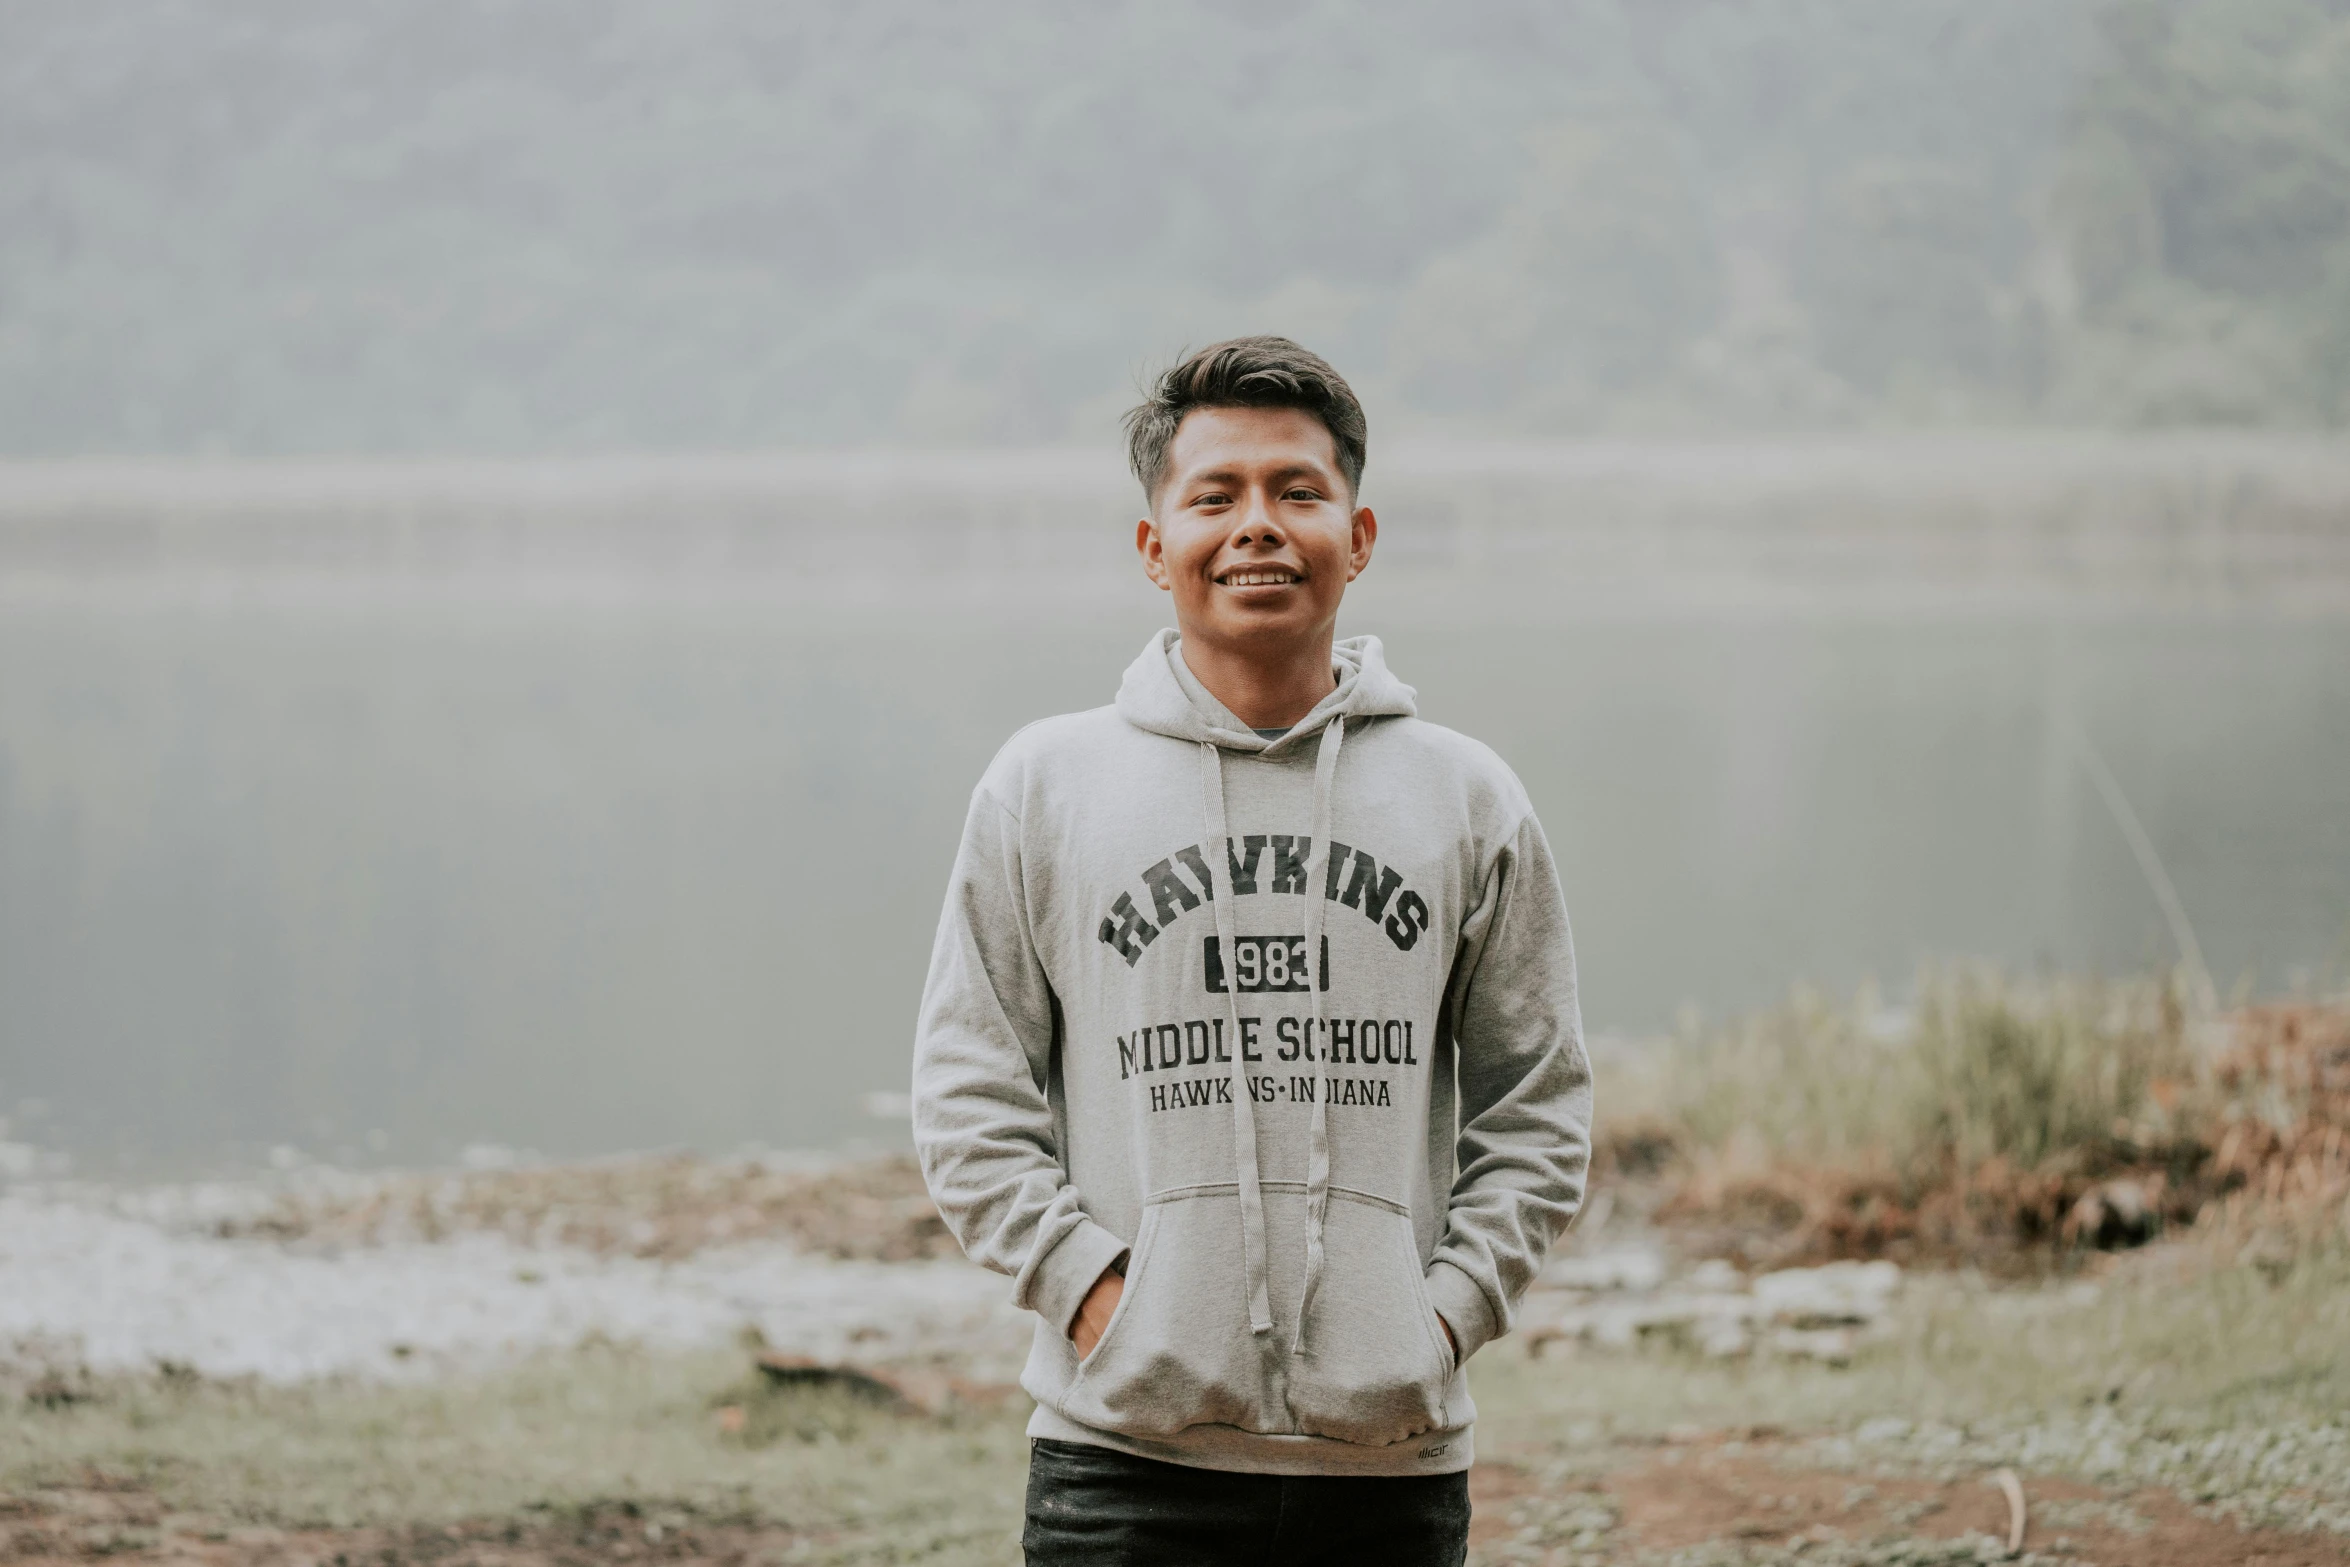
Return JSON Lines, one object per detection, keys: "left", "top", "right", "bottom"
{"left": 1294, "top": 717, "right": 1344, "bottom": 1354}
{"left": 1196, "top": 716, "right": 1347, "bottom": 1355}
{"left": 1200, "top": 738, "right": 1274, "bottom": 1337}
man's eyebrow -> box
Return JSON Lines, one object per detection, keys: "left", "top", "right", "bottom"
{"left": 1179, "top": 464, "right": 1244, "bottom": 492}
{"left": 1177, "top": 458, "right": 1338, "bottom": 494}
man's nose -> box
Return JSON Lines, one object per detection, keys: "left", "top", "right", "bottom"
{"left": 1232, "top": 489, "right": 1283, "bottom": 546}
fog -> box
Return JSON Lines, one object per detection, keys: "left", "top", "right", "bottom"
{"left": 2, "top": 3, "right": 2346, "bottom": 1174}
{"left": 8, "top": 1, "right": 2345, "bottom": 448}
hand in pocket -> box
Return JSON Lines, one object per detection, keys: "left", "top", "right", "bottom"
{"left": 1070, "top": 1264, "right": 1125, "bottom": 1359}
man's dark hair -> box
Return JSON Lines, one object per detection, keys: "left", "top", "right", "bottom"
{"left": 1124, "top": 336, "right": 1368, "bottom": 505}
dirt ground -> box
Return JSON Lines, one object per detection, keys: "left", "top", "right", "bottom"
{"left": 1467, "top": 1430, "right": 2350, "bottom": 1565}
{"left": 0, "top": 1485, "right": 792, "bottom": 1567}
{"left": 10, "top": 1437, "right": 2349, "bottom": 1567}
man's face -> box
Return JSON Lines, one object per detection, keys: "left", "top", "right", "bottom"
{"left": 1136, "top": 405, "right": 1375, "bottom": 655}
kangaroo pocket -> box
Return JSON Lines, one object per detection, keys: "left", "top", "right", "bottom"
{"left": 1284, "top": 1189, "right": 1456, "bottom": 1447}
{"left": 1056, "top": 1189, "right": 1275, "bottom": 1438}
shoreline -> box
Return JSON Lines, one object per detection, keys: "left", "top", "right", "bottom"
{"left": 0, "top": 1156, "right": 1025, "bottom": 1389}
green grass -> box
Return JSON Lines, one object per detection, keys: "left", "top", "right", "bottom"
{"left": 8, "top": 1252, "right": 2346, "bottom": 1558}
{"left": 1481, "top": 1250, "right": 2350, "bottom": 1448}
{"left": 0, "top": 1345, "right": 1032, "bottom": 1562}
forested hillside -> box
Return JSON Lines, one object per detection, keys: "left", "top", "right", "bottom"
{"left": 3, "top": 0, "right": 2344, "bottom": 452}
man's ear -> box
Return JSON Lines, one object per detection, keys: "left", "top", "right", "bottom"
{"left": 1136, "top": 517, "right": 1171, "bottom": 591}
{"left": 1347, "top": 505, "right": 1378, "bottom": 582}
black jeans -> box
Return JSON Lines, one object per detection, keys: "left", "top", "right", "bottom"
{"left": 1022, "top": 1438, "right": 1471, "bottom": 1567}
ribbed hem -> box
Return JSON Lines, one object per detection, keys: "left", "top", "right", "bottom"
{"left": 1025, "top": 1218, "right": 1132, "bottom": 1337}
{"left": 1027, "top": 1404, "right": 1474, "bottom": 1476}
{"left": 1423, "top": 1260, "right": 1501, "bottom": 1363}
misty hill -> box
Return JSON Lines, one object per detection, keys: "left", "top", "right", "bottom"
{"left": 3, "top": 0, "right": 2345, "bottom": 453}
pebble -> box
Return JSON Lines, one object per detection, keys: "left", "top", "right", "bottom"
{"left": 1522, "top": 1242, "right": 1904, "bottom": 1361}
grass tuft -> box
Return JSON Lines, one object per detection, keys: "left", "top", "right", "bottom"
{"left": 1606, "top": 970, "right": 2347, "bottom": 1268}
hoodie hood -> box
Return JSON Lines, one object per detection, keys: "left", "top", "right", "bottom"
{"left": 1115, "top": 629, "right": 1417, "bottom": 752}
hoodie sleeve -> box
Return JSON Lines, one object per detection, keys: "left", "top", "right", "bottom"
{"left": 1422, "top": 809, "right": 1593, "bottom": 1362}
{"left": 911, "top": 785, "right": 1131, "bottom": 1336}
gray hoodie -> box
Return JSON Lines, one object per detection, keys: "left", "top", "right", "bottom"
{"left": 912, "top": 630, "right": 1591, "bottom": 1475}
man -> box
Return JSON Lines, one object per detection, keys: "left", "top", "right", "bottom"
{"left": 913, "top": 337, "right": 1591, "bottom": 1565}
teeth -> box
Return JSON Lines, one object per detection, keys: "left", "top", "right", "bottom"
{"left": 1226, "top": 570, "right": 1294, "bottom": 586}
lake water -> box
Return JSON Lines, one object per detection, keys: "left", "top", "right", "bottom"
{"left": 4, "top": 442, "right": 2346, "bottom": 1173}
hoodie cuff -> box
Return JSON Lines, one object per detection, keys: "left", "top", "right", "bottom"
{"left": 1424, "top": 1259, "right": 1502, "bottom": 1364}
{"left": 1027, "top": 1218, "right": 1132, "bottom": 1337}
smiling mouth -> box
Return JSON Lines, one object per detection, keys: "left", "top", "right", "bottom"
{"left": 1216, "top": 567, "right": 1303, "bottom": 587}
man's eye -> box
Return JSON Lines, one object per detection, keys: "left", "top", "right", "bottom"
{"left": 1284, "top": 488, "right": 1321, "bottom": 502}
{"left": 1194, "top": 492, "right": 1231, "bottom": 507}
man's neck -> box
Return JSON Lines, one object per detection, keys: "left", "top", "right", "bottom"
{"left": 1178, "top": 631, "right": 1337, "bottom": 731}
